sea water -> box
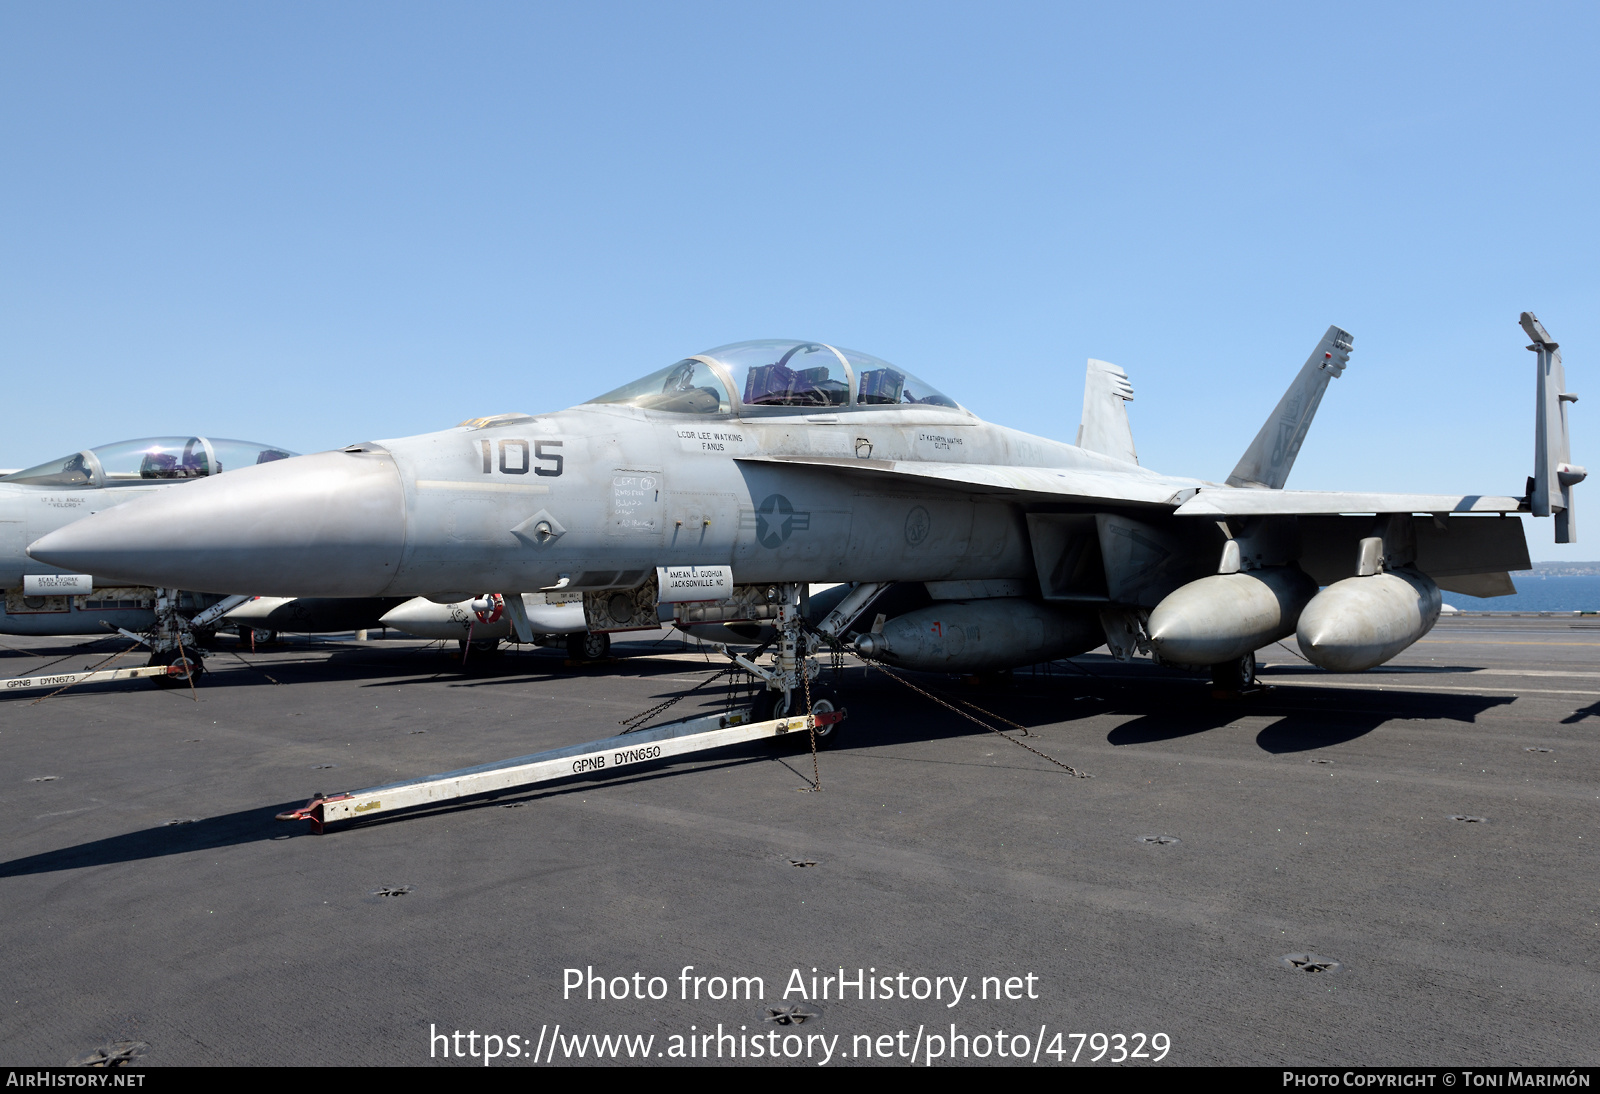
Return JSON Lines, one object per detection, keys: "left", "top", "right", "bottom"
{"left": 1439, "top": 574, "right": 1600, "bottom": 613}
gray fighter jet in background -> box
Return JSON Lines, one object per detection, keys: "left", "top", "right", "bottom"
{"left": 29, "top": 314, "right": 1577, "bottom": 712}
{"left": 0, "top": 436, "right": 295, "bottom": 656}
{"left": 0, "top": 436, "right": 403, "bottom": 667}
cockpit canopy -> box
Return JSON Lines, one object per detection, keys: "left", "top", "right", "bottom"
{"left": 0, "top": 437, "right": 297, "bottom": 488}
{"left": 586, "top": 340, "right": 961, "bottom": 416}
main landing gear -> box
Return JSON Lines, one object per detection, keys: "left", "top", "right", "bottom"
{"left": 1210, "top": 652, "right": 1259, "bottom": 696}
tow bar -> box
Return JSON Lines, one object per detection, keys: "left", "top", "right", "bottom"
{"left": 275, "top": 705, "right": 846, "bottom": 834}
{"left": 3, "top": 662, "right": 191, "bottom": 694}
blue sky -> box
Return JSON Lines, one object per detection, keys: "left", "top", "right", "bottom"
{"left": 3, "top": 2, "right": 1596, "bottom": 557}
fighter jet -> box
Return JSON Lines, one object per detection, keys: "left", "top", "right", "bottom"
{"left": 0, "top": 435, "right": 404, "bottom": 669}
{"left": 28, "top": 315, "right": 1577, "bottom": 713}
{"left": 0, "top": 436, "right": 293, "bottom": 649}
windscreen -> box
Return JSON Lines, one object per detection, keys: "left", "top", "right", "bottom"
{"left": 587, "top": 359, "right": 732, "bottom": 414}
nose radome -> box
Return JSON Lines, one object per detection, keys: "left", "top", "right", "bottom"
{"left": 27, "top": 448, "right": 407, "bottom": 597}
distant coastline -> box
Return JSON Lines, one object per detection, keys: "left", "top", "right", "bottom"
{"left": 1516, "top": 562, "right": 1600, "bottom": 576}
{"left": 1443, "top": 571, "right": 1600, "bottom": 612}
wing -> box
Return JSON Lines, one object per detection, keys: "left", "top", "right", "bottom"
{"left": 735, "top": 455, "right": 1195, "bottom": 507}
{"left": 739, "top": 456, "right": 1526, "bottom": 515}
{"left": 1174, "top": 486, "right": 1526, "bottom": 516}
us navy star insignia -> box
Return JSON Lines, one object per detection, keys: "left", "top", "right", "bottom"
{"left": 742, "top": 494, "right": 811, "bottom": 548}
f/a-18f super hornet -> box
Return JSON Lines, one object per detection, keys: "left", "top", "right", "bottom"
{"left": 0, "top": 436, "right": 296, "bottom": 666}
{"left": 0, "top": 436, "right": 404, "bottom": 674}
{"left": 29, "top": 314, "right": 1578, "bottom": 715}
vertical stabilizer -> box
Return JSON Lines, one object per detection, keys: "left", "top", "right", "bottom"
{"left": 1226, "top": 325, "right": 1353, "bottom": 489}
{"left": 1076, "top": 359, "right": 1138, "bottom": 464}
{"left": 1522, "top": 311, "right": 1584, "bottom": 543}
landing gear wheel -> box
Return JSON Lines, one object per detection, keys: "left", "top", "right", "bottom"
{"left": 753, "top": 687, "right": 840, "bottom": 747}
{"left": 805, "top": 691, "right": 841, "bottom": 745}
{"left": 457, "top": 637, "right": 502, "bottom": 655}
{"left": 1210, "top": 652, "right": 1258, "bottom": 693}
{"left": 566, "top": 631, "right": 610, "bottom": 662}
{"left": 237, "top": 627, "right": 276, "bottom": 646}
{"left": 750, "top": 688, "right": 792, "bottom": 723}
{"left": 149, "top": 647, "right": 205, "bottom": 688}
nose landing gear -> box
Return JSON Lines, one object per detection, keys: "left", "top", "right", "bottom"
{"left": 149, "top": 645, "right": 205, "bottom": 688}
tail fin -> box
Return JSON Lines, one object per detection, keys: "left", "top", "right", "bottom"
{"left": 1522, "top": 311, "right": 1584, "bottom": 543}
{"left": 1226, "top": 325, "right": 1353, "bottom": 489}
{"left": 1076, "top": 359, "right": 1138, "bottom": 464}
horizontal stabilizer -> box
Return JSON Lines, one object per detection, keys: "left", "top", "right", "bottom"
{"left": 1227, "top": 326, "right": 1353, "bottom": 489}
{"left": 1435, "top": 572, "right": 1516, "bottom": 598}
{"left": 1076, "top": 359, "right": 1138, "bottom": 464}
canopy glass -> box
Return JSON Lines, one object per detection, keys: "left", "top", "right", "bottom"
{"left": 586, "top": 340, "right": 959, "bottom": 414}
{"left": 1, "top": 437, "right": 297, "bottom": 488}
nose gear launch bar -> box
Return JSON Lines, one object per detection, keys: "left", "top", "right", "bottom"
{"left": 276, "top": 705, "right": 846, "bottom": 833}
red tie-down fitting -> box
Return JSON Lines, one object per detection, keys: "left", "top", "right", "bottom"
{"left": 275, "top": 792, "right": 351, "bottom": 835}
{"left": 471, "top": 593, "right": 505, "bottom": 625}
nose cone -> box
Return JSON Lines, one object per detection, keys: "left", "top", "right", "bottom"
{"left": 28, "top": 449, "right": 406, "bottom": 596}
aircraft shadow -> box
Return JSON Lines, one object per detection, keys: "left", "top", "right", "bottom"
{"left": 1561, "top": 700, "right": 1600, "bottom": 724}
{"left": 1257, "top": 663, "right": 1485, "bottom": 677}
{"left": 1254, "top": 690, "right": 1504, "bottom": 751}
{"left": 0, "top": 667, "right": 1520, "bottom": 876}
{"left": 1100, "top": 680, "right": 1513, "bottom": 751}
{"left": 0, "top": 748, "right": 813, "bottom": 879}
{"left": 1106, "top": 708, "right": 1252, "bottom": 746}
{"left": 0, "top": 802, "right": 296, "bottom": 879}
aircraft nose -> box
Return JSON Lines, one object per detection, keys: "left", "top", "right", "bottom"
{"left": 27, "top": 448, "right": 407, "bottom": 596}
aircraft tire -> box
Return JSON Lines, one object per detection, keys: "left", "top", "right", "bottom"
{"left": 148, "top": 647, "right": 205, "bottom": 688}
{"left": 566, "top": 631, "right": 610, "bottom": 662}
{"left": 754, "top": 687, "right": 841, "bottom": 747}
{"left": 1210, "top": 652, "right": 1258, "bottom": 693}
